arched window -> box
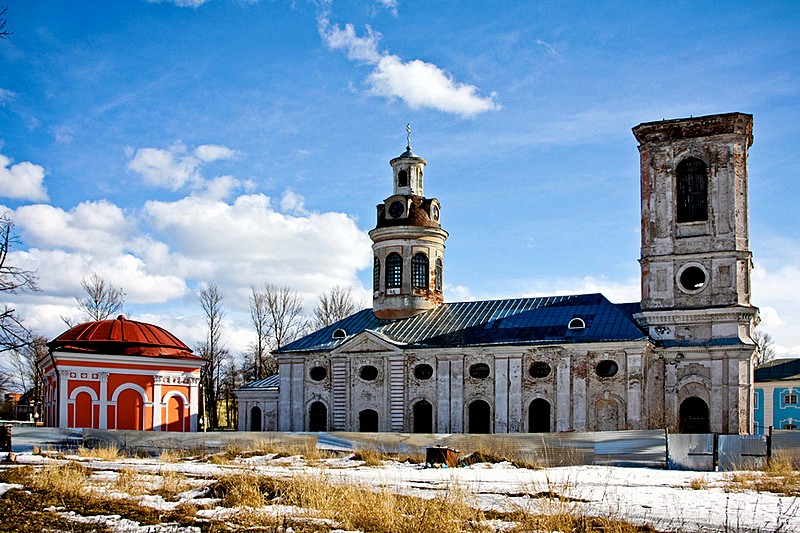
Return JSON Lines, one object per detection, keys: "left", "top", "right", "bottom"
{"left": 398, "top": 169, "right": 408, "bottom": 187}
{"left": 309, "top": 401, "right": 327, "bottom": 432}
{"left": 385, "top": 253, "right": 402, "bottom": 289}
{"left": 435, "top": 258, "right": 443, "bottom": 291}
{"left": 679, "top": 397, "right": 710, "bottom": 434}
{"left": 250, "top": 406, "right": 262, "bottom": 432}
{"left": 359, "top": 409, "right": 379, "bottom": 432}
{"left": 413, "top": 400, "right": 433, "bottom": 433}
{"left": 373, "top": 256, "right": 380, "bottom": 291}
{"left": 468, "top": 400, "right": 491, "bottom": 434}
{"left": 676, "top": 157, "right": 708, "bottom": 223}
{"left": 412, "top": 253, "right": 428, "bottom": 289}
{"left": 528, "top": 398, "right": 551, "bottom": 433}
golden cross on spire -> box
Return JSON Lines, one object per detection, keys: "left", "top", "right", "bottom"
{"left": 406, "top": 123, "right": 412, "bottom": 151}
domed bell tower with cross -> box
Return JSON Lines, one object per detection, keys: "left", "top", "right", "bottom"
{"left": 370, "top": 125, "right": 448, "bottom": 319}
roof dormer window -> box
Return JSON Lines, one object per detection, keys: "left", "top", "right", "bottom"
{"left": 568, "top": 317, "right": 586, "bottom": 330}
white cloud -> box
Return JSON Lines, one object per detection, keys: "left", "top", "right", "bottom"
{"left": 0, "top": 87, "right": 15, "bottom": 104}
{"left": 520, "top": 275, "right": 641, "bottom": 304}
{"left": 369, "top": 55, "right": 501, "bottom": 116}
{"left": 279, "top": 189, "right": 307, "bottom": 215}
{"left": 319, "top": 19, "right": 499, "bottom": 117}
{"left": 376, "top": 0, "right": 398, "bottom": 16}
{"left": 126, "top": 141, "right": 236, "bottom": 191}
{"left": 194, "top": 144, "right": 237, "bottom": 163}
{"left": 0, "top": 153, "right": 49, "bottom": 201}
{"left": 13, "top": 200, "right": 132, "bottom": 254}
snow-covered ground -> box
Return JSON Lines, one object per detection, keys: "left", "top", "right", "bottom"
{"left": 3, "top": 451, "right": 798, "bottom": 532}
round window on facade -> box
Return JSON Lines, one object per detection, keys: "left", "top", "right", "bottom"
{"left": 414, "top": 364, "right": 434, "bottom": 380}
{"left": 359, "top": 365, "right": 379, "bottom": 381}
{"left": 678, "top": 264, "right": 707, "bottom": 293}
{"left": 529, "top": 362, "right": 552, "bottom": 379}
{"left": 309, "top": 366, "right": 327, "bottom": 381}
{"left": 469, "top": 363, "right": 491, "bottom": 379}
{"left": 596, "top": 360, "right": 619, "bottom": 378}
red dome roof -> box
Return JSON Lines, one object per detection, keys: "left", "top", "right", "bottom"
{"left": 48, "top": 315, "right": 201, "bottom": 360}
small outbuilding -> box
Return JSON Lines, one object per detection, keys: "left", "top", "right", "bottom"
{"left": 40, "top": 315, "right": 204, "bottom": 432}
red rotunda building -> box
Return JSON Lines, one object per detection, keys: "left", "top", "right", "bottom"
{"left": 40, "top": 316, "right": 204, "bottom": 432}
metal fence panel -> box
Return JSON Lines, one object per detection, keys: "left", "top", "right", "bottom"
{"left": 667, "top": 433, "right": 714, "bottom": 471}
{"left": 771, "top": 430, "right": 800, "bottom": 468}
{"left": 10, "top": 427, "right": 82, "bottom": 452}
{"left": 718, "top": 434, "right": 767, "bottom": 471}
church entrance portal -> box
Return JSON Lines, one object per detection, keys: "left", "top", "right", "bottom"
{"left": 528, "top": 398, "right": 550, "bottom": 433}
{"left": 413, "top": 400, "right": 433, "bottom": 433}
{"left": 309, "top": 401, "right": 327, "bottom": 432}
{"left": 468, "top": 400, "right": 491, "bottom": 433}
{"left": 679, "top": 397, "right": 710, "bottom": 433}
{"left": 359, "top": 409, "right": 379, "bottom": 432}
{"left": 249, "top": 406, "right": 262, "bottom": 431}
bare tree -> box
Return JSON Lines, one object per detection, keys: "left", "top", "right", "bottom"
{"left": 248, "top": 286, "right": 271, "bottom": 380}
{"left": 7, "top": 335, "right": 46, "bottom": 395}
{"left": 264, "top": 284, "right": 307, "bottom": 351}
{"left": 0, "top": 5, "right": 13, "bottom": 39}
{"left": 0, "top": 214, "right": 37, "bottom": 352}
{"left": 198, "top": 283, "right": 228, "bottom": 430}
{"left": 311, "top": 285, "right": 362, "bottom": 329}
{"left": 752, "top": 328, "right": 776, "bottom": 367}
{"left": 74, "top": 271, "right": 125, "bottom": 323}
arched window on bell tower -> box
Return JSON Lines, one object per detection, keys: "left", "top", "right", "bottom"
{"left": 385, "top": 253, "right": 402, "bottom": 289}
{"left": 676, "top": 157, "right": 708, "bottom": 223}
{"left": 412, "top": 253, "right": 428, "bottom": 289}
{"left": 373, "top": 256, "right": 380, "bottom": 291}
{"left": 397, "top": 169, "right": 408, "bottom": 188}
{"left": 435, "top": 258, "right": 443, "bottom": 291}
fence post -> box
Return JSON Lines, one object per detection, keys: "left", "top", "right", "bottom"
{"left": 766, "top": 425, "right": 773, "bottom": 466}
{"left": 0, "top": 425, "right": 10, "bottom": 453}
{"left": 713, "top": 433, "right": 719, "bottom": 471}
{"left": 664, "top": 427, "right": 670, "bottom": 469}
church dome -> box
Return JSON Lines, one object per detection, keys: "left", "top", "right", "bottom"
{"left": 48, "top": 315, "right": 199, "bottom": 359}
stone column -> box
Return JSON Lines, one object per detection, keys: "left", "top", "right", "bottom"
{"left": 494, "top": 357, "right": 509, "bottom": 433}
{"left": 58, "top": 373, "right": 69, "bottom": 429}
{"left": 436, "top": 358, "right": 451, "bottom": 433}
{"left": 508, "top": 356, "right": 523, "bottom": 432}
{"left": 450, "top": 358, "right": 464, "bottom": 433}
{"left": 152, "top": 375, "right": 163, "bottom": 431}
{"left": 710, "top": 357, "right": 724, "bottom": 433}
{"left": 189, "top": 377, "right": 200, "bottom": 432}
{"left": 331, "top": 357, "right": 349, "bottom": 431}
{"left": 291, "top": 360, "right": 304, "bottom": 431}
{"left": 626, "top": 352, "right": 642, "bottom": 429}
{"left": 556, "top": 355, "right": 571, "bottom": 431}
{"left": 278, "top": 359, "right": 292, "bottom": 432}
{"left": 99, "top": 373, "right": 109, "bottom": 429}
{"left": 388, "top": 355, "right": 405, "bottom": 431}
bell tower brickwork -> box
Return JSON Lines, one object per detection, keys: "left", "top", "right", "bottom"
{"left": 370, "top": 139, "right": 448, "bottom": 320}
{"left": 633, "top": 113, "right": 758, "bottom": 434}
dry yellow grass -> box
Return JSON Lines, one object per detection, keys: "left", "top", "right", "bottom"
{"left": 26, "top": 462, "right": 91, "bottom": 500}
{"left": 157, "top": 448, "right": 184, "bottom": 463}
{"left": 78, "top": 445, "right": 122, "bottom": 461}
{"left": 114, "top": 467, "right": 146, "bottom": 495}
{"left": 352, "top": 447, "right": 390, "bottom": 466}
{"left": 155, "top": 469, "right": 190, "bottom": 500}
{"left": 726, "top": 454, "right": 800, "bottom": 496}
{"left": 688, "top": 476, "right": 709, "bottom": 490}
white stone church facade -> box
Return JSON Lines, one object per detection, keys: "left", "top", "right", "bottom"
{"left": 235, "top": 113, "right": 758, "bottom": 435}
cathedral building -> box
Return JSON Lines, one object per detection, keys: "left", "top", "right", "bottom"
{"left": 235, "top": 112, "right": 759, "bottom": 435}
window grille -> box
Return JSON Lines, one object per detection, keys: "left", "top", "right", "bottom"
{"left": 412, "top": 253, "right": 429, "bottom": 288}
{"left": 385, "top": 253, "right": 402, "bottom": 288}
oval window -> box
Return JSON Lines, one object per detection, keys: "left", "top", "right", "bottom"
{"left": 332, "top": 328, "right": 347, "bottom": 339}
{"left": 596, "top": 360, "right": 619, "bottom": 378}
{"left": 359, "top": 365, "right": 379, "bottom": 381}
{"left": 469, "top": 363, "right": 491, "bottom": 379}
{"left": 529, "top": 362, "right": 552, "bottom": 379}
{"left": 679, "top": 266, "right": 707, "bottom": 292}
{"left": 414, "top": 364, "right": 434, "bottom": 380}
{"left": 309, "top": 366, "right": 327, "bottom": 381}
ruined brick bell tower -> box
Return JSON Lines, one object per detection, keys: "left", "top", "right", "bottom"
{"left": 370, "top": 126, "right": 448, "bottom": 319}
{"left": 633, "top": 113, "right": 758, "bottom": 434}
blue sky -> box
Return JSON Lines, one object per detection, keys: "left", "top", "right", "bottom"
{"left": 1, "top": 0, "right": 799, "bottom": 357}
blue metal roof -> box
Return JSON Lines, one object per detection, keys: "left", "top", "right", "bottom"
{"left": 278, "top": 293, "right": 647, "bottom": 353}
{"left": 235, "top": 373, "right": 280, "bottom": 390}
{"left": 755, "top": 358, "right": 800, "bottom": 382}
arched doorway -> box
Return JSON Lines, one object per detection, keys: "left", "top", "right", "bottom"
{"left": 74, "top": 391, "right": 93, "bottom": 429}
{"left": 468, "top": 400, "right": 491, "bottom": 434}
{"left": 528, "top": 398, "right": 550, "bottom": 433}
{"left": 359, "top": 409, "right": 379, "bottom": 432}
{"left": 309, "top": 401, "right": 327, "bottom": 432}
{"left": 679, "top": 397, "right": 710, "bottom": 433}
{"left": 250, "top": 406, "right": 262, "bottom": 431}
{"left": 413, "top": 400, "right": 433, "bottom": 433}
{"left": 166, "top": 395, "right": 185, "bottom": 432}
{"left": 116, "top": 388, "right": 144, "bottom": 430}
